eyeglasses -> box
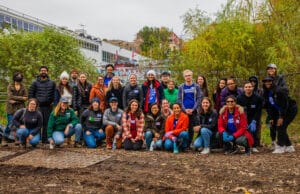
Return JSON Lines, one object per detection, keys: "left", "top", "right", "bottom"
{"left": 226, "top": 100, "right": 235, "bottom": 103}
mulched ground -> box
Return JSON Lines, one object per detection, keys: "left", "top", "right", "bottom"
{"left": 0, "top": 144, "right": 299, "bottom": 193}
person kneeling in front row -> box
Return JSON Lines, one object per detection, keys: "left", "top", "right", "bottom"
{"left": 218, "top": 95, "right": 254, "bottom": 155}
{"left": 47, "top": 97, "right": 82, "bottom": 149}
{"left": 163, "top": 103, "right": 189, "bottom": 154}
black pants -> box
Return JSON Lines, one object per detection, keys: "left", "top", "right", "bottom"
{"left": 187, "top": 111, "right": 197, "bottom": 146}
{"left": 276, "top": 105, "right": 298, "bottom": 146}
{"left": 123, "top": 139, "right": 143, "bottom": 150}
{"left": 39, "top": 106, "right": 53, "bottom": 143}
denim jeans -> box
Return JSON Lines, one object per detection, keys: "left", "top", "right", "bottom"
{"left": 194, "top": 128, "right": 212, "bottom": 149}
{"left": 83, "top": 128, "right": 106, "bottom": 148}
{"left": 48, "top": 123, "right": 82, "bottom": 145}
{"left": 144, "top": 131, "right": 153, "bottom": 149}
{"left": 16, "top": 128, "right": 40, "bottom": 146}
{"left": 164, "top": 131, "right": 189, "bottom": 151}
{"left": 4, "top": 114, "right": 13, "bottom": 137}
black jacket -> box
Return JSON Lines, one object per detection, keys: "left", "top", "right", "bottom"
{"left": 77, "top": 81, "right": 92, "bottom": 107}
{"left": 106, "top": 86, "right": 124, "bottom": 109}
{"left": 237, "top": 93, "right": 263, "bottom": 124}
{"left": 29, "top": 76, "right": 56, "bottom": 107}
{"left": 122, "top": 84, "right": 143, "bottom": 109}
{"left": 54, "top": 85, "right": 82, "bottom": 111}
{"left": 194, "top": 109, "right": 218, "bottom": 133}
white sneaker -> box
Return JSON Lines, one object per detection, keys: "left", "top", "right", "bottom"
{"left": 272, "top": 146, "right": 285, "bottom": 154}
{"left": 149, "top": 141, "right": 155, "bottom": 152}
{"left": 285, "top": 145, "right": 295, "bottom": 153}
{"left": 200, "top": 147, "right": 210, "bottom": 154}
{"left": 252, "top": 147, "right": 259, "bottom": 153}
{"left": 271, "top": 141, "right": 278, "bottom": 150}
{"left": 49, "top": 143, "right": 54, "bottom": 150}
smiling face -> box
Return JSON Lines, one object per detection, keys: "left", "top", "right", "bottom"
{"left": 244, "top": 83, "right": 253, "bottom": 95}
{"left": 112, "top": 76, "right": 120, "bottom": 87}
{"left": 201, "top": 98, "right": 210, "bottom": 112}
{"left": 267, "top": 67, "right": 276, "bottom": 76}
{"left": 226, "top": 79, "right": 236, "bottom": 91}
{"left": 263, "top": 80, "right": 273, "bottom": 89}
{"left": 28, "top": 100, "right": 37, "bottom": 111}
{"left": 60, "top": 102, "right": 68, "bottom": 111}
{"left": 130, "top": 101, "right": 139, "bottom": 113}
{"left": 97, "top": 76, "right": 104, "bottom": 85}
{"left": 197, "top": 76, "right": 204, "bottom": 86}
{"left": 172, "top": 104, "right": 181, "bottom": 116}
{"left": 226, "top": 97, "right": 236, "bottom": 110}
{"left": 147, "top": 73, "right": 155, "bottom": 81}
{"left": 61, "top": 77, "right": 68, "bottom": 86}
{"left": 150, "top": 104, "right": 159, "bottom": 115}
{"left": 79, "top": 73, "right": 87, "bottom": 84}
{"left": 129, "top": 75, "right": 137, "bottom": 86}
{"left": 219, "top": 80, "right": 226, "bottom": 89}
{"left": 92, "top": 101, "right": 100, "bottom": 110}
{"left": 161, "top": 99, "right": 170, "bottom": 110}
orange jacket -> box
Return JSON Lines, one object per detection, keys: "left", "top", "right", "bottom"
{"left": 164, "top": 112, "right": 189, "bottom": 140}
{"left": 89, "top": 83, "right": 106, "bottom": 112}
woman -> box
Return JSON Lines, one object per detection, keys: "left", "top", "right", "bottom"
{"left": 161, "top": 99, "right": 173, "bottom": 119}
{"left": 77, "top": 72, "right": 92, "bottom": 115}
{"left": 163, "top": 80, "right": 178, "bottom": 105}
{"left": 163, "top": 103, "right": 189, "bottom": 154}
{"left": 103, "top": 97, "right": 123, "bottom": 149}
{"left": 54, "top": 71, "right": 81, "bottom": 114}
{"left": 47, "top": 97, "right": 82, "bottom": 149}
{"left": 89, "top": 75, "right": 106, "bottom": 112}
{"left": 193, "top": 97, "right": 218, "bottom": 154}
{"left": 3, "top": 72, "right": 28, "bottom": 146}
{"left": 262, "top": 76, "right": 297, "bottom": 153}
{"left": 212, "top": 78, "right": 227, "bottom": 112}
{"left": 196, "top": 75, "right": 209, "bottom": 97}
{"left": 122, "top": 99, "right": 144, "bottom": 150}
{"left": 142, "top": 70, "right": 164, "bottom": 113}
{"left": 105, "top": 76, "right": 124, "bottom": 109}
{"left": 218, "top": 95, "right": 253, "bottom": 155}
{"left": 81, "top": 97, "right": 105, "bottom": 148}
{"left": 14, "top": 98, "right": 43, "bottom": 148}
{"left": 144, "top": 103, "right": 165, "bottom": 151}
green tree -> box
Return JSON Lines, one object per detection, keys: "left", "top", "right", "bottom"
{"left": 137, "top": 26, "right": 172, "bottom": 60}
{"left": 0, "top": 28, "right": 98, "bottom": 89}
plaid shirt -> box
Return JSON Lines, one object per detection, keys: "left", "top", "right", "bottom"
{"left": 122, "top": 112, "right": 144, "bottom": 141}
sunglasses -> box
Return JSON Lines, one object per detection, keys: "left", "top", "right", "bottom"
{"left": 226, "top": 100, "right": 235, "bottom": 103}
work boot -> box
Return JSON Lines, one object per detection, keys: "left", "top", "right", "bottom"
{"left": 1, "top": 136, "right": 8, "bottom": 147}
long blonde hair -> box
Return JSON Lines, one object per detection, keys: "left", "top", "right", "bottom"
{"left": 107, "top": 76, "right": 122, "bottom": 91}
{"left": 54, "top": 102, "right": 69, "bottom": 116}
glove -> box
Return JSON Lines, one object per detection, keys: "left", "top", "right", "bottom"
{"left": 164, "top": 131, "right": 173, "bottom": 138}
{"left": 223, "top": 132, "right": 234, "bottom": 142}
{"left": 248, "top": 120, "right": 257, "bottom": 132}
{"left": 171, "top": 136, "right": 177, "bottom": 142}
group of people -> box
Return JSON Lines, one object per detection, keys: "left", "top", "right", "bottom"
{"left": 2, "top": 63, "right": 297, "bottom": 155}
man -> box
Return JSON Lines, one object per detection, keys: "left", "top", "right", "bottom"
{"left": 237, "top": 82, "right": 263, "bottom": 152}
{"left": 160, "top": 71, "right": 170, "bottom": 89}
{"left": 177, "top": 69, "right": 202, "bottom": 146}
{"left": 29, "top": 66, "right": 56, "bottom": 144}
{"left": 104, "top": 64, "right": 115, "bottom": 87}
{"left": 103, "top": 97, "right": 123, "bottom": 149}
{"left": 69, "top": 69, "right": 79, "bottom": 87}
{"left": 220, "top": 77, "right": 243, "bottom": 107}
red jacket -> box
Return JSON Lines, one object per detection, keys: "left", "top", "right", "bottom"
{"left": 164, "top": 112, "right": 189, "bottom": 140}
{"left": 218, "top": 105, "right": 254, "bottom": 146}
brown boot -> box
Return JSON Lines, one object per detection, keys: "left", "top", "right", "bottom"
{"left": 1, "top": 136, "right": 8, "bottom": 147}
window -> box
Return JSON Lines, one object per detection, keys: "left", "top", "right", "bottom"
{"left": 0, "top": 15, "right": 4, "bottom": 23}
{"left": 4, "top": 15, "right": 11, "bottom": 23}
{"left": 12, "top": 18, "right": 17, "bottom": 28}
{"left": 29, "top": 23, "right": 34, "bottom": 31}
{"left": 23, "top": 22, "right": 29, "bottom": 31}
{"left": 17, "top": 20, "right": 23, "bottom": 29}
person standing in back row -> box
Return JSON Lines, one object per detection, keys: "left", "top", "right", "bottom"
{"left": 177, "top": 69, "right": 202, "bottom": 146}
{"left": 29, "top": 66, "right": 56, "bottom": 144}
{"left": 122, "top": 74, "right": 143, "bottom": 109}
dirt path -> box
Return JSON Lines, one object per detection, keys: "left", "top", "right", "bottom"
{"left": 0, "top": 146, "right": 299, "bottom": 193}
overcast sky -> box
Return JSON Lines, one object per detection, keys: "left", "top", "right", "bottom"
{"left": 1, "top": 0, "right": 225, "bottom": 41}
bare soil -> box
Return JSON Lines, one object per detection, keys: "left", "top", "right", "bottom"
{"left": 0, "top": 145, "right": 299, "bottom": 193}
